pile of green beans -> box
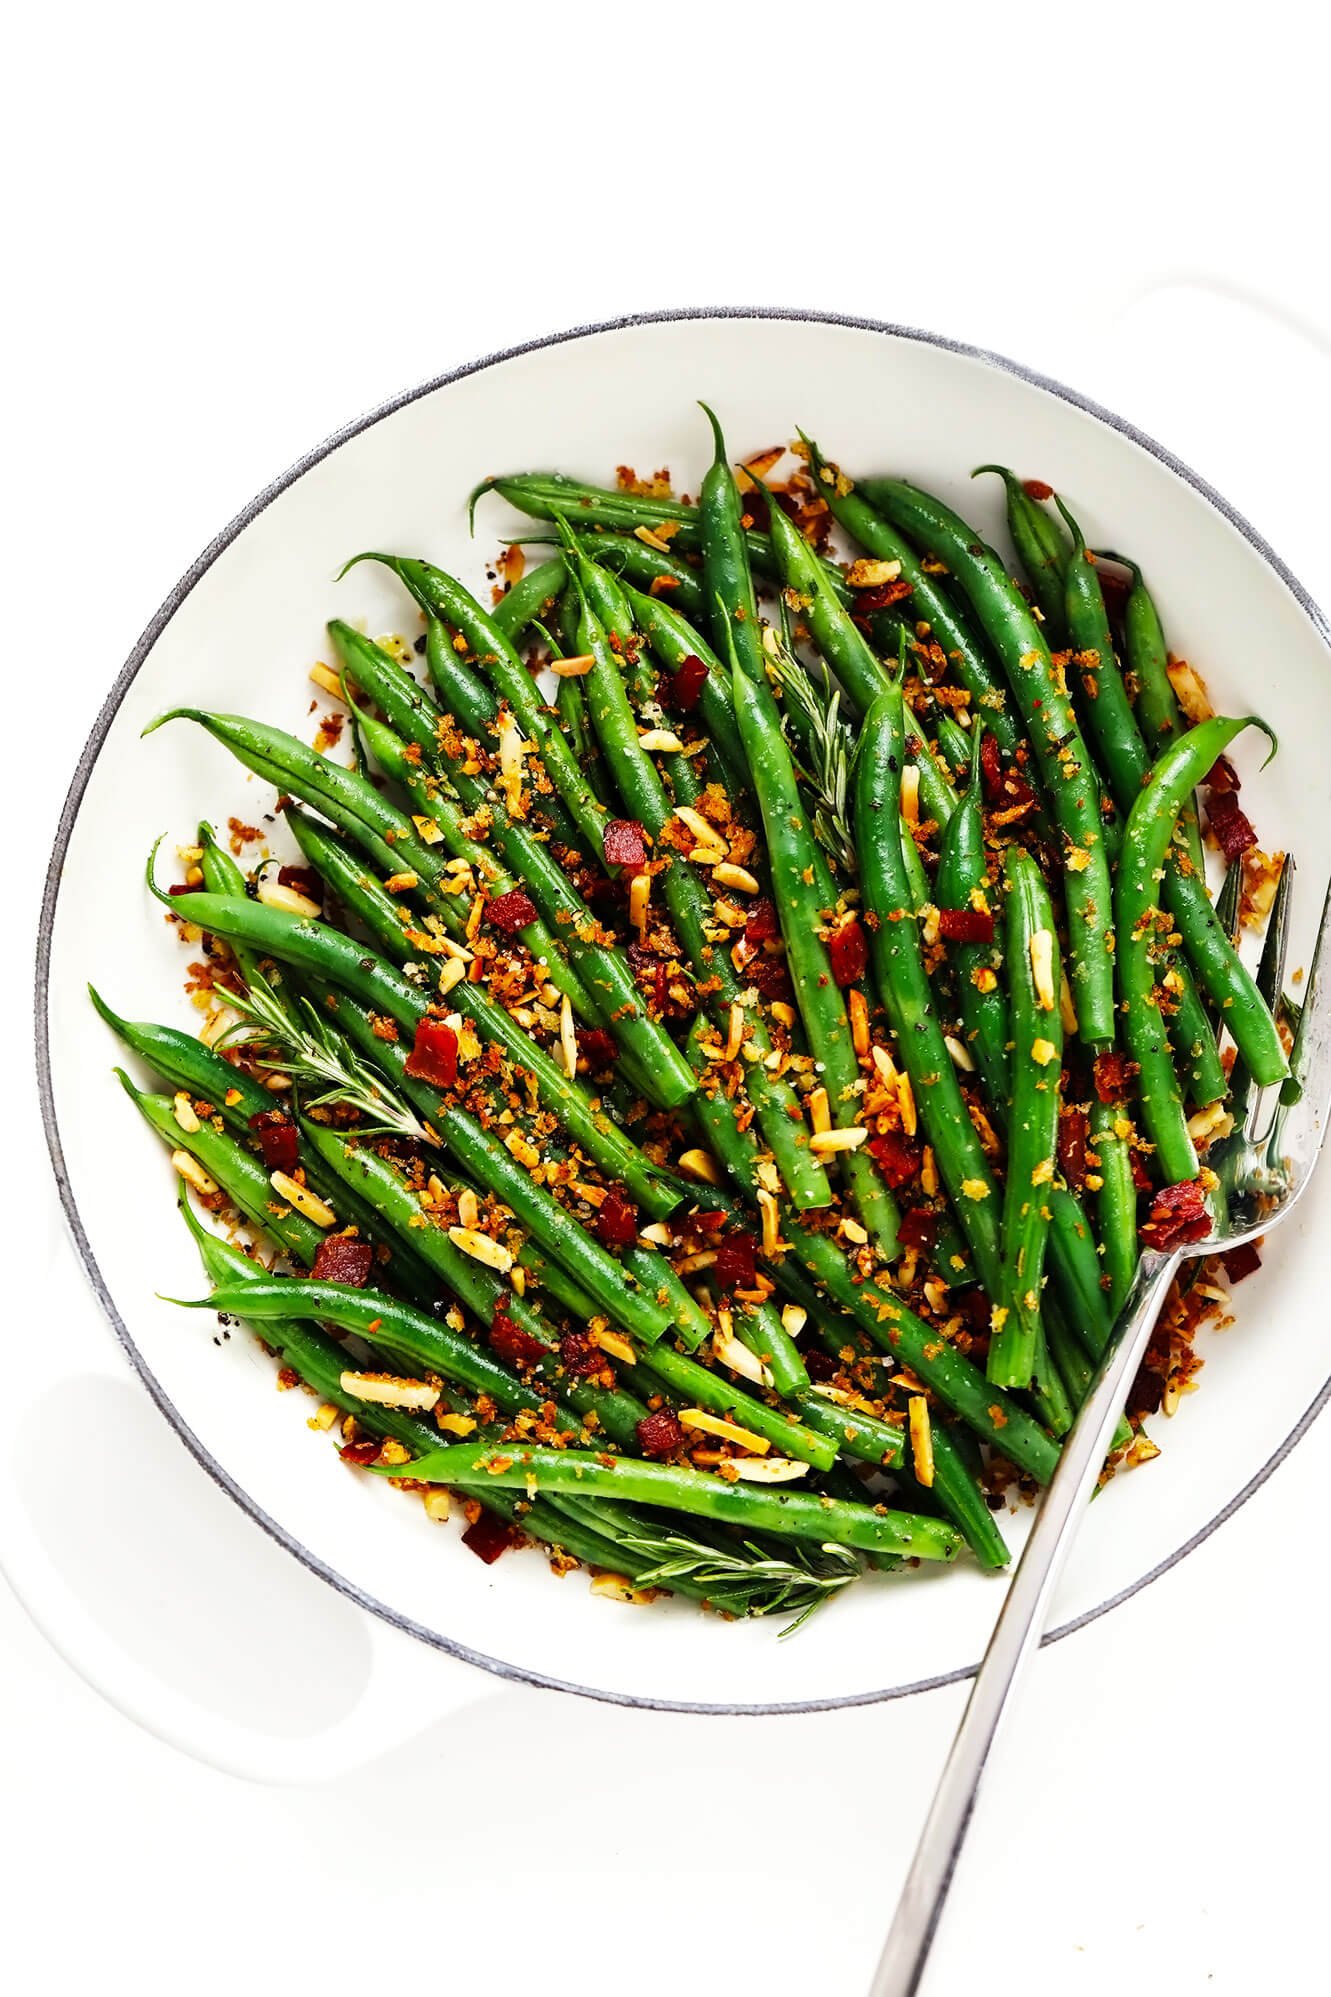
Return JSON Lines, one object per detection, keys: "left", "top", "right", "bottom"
{"left": 96, "top": 405, "right": 1288, "bottom": 1629}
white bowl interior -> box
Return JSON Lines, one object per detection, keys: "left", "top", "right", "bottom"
{"left": 42, "top": 314, "right": 1331, "bottom": 1709}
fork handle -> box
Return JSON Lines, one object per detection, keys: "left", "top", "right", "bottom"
{"left": 868, "top": 1247, "right": 1182, "bottom": 1997}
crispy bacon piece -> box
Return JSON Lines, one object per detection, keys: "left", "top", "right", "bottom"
{"left": 1022, "top": 478, "right": 1053, "bottom": 501}
{"left": 595, "top": 1187, "right": 639, "bottom": 1248}
{"left": 803, "top": 1347, "right": 839, "bottom": 1382}
{"left": 1092, "top": 1050, "right": 1137, "bottom": 1103}
{"left": 1204, "top": 754, "right": 1240, "bottom": 794}
{"left": 576, "top": 1027, "right": 617, "bottom": 1071}
{"left": 487, "top": 888, "right": 538, "bottom": 933}
{"left": 338, "top": 1438, "right": 381, "bottom": 1466}
{"left": 1222, "top": 1241, "right": 1262, "bottom": 1283}
{"left": 277, "top": 863, "right": 321, "bottom": 898}
{"left": 404, "top": 1017, "right": 458, "bottom": 1089}
{"left": 489, "top": 1304, "right": 547, "bottom": 1371}
{"left": 938, "top": 906, "right": 995, "bottom": 945}
{"left": 1206, "top": 789, "right": 1257, "bottom": 864}
{"left": 636, "top": 1408, "right": 685, "bottom": 1457}
{"left": 828, "top": 918, "right": 867, "bottom": 987}
{"left": 1140, "top": 1177, "right": 1211, "bottom": 1249}
{"left": 248, "top": 1110, "right": 299, "bottom": 1172}
{"left": 691, "top": 1209, "right": 728, "bottom": 1233}
{"left": 869, "top": 1129, "right": 921, "bottom": 1190}
{"left": 603, "top": 819, "right": 648, "bottom": 869}
{"left": 896, "top": 1207, "right": 941, "bottom": 1253}
{"left": 462, "top": 1512, "right": 517, "bottom": 1564}
{"left": 855, "top": 578, "right": 915, "bottom": 614}
{"left": 713, "top": 1234, "right": 758, "bottom": 1292}
{"left": 311, "top": 1236, "right": 375, "bottom": 1286}
{"left": 744, "top": 898, "right": 780, "bottom": 943}
{"left": 747, "top": 955, "right": 793, "bottom": 1002}
{"left": 953, "top": 1286, "right": 993, "bottom": 1336}
{"left": 1057, "top": 1107, "right": 1090, "bottom": 1188}
{"left": 663, "top": 653, "right": 708, "bottom": 713}
{"left": 1129, "top": 1150, "right": 1152, "bottom": 1193}
{"left": 560, "top": 1331, "right": 607, "bottom": 1378}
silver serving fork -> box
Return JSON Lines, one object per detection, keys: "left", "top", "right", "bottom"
{"left": 871, "top": 863, "right": 1331, "bottom": 1997}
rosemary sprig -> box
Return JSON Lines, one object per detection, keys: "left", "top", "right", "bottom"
{"left": 222, "top": 974, "right": 437, "bottom": 1147}
{"left": 763, "top": 630, "right": 858, "bottom": 877}
{"left": 610, "top": 1519, "right": 860, "bottom": 1636}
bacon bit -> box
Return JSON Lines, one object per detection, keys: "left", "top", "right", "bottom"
{"left": 896, "top": 1208, "right": 941, "bottom": 1253}
{"left": 489, "top": 1304, "right": 547, "bottom": 1371}
{"left": 714, "top": 1234, "right": 758, "bottom": 1292}
{"left": 1058, "top": 1107, "right": 1090, "bottom": 1186}
{"left": 487, "top": 888, "right": 538, "bottom": 933}
{"left": 1130, "top": 1150, "right": 1153, "bottom": 1192}
{"left": 277, "top": 864, "right": 321, "bottom": 900}
{"left": 248, "top": 1110, "right": 299, "bottom": 1172}
{"left": 938, "top": 906, "right": 995, "bottom": 945}
{"left": 461, "top": 1512, "right": 518, "bottom": 1564}
{"left": 1205, "top": 754, "right": 1241, "bottom": 794}
{"left": 595, "top": 1187, "right": 639, "bottom": 1248}
{"left": 1206, "top": 789, "right": 1257, "bottom": 864}
{"left": 338, "top": 1438, "right": 381, "bottom": 1467}
{"left": 1141, "top": 1177, "right": 1212, "bottom": 1250}
{"left": 636, "top": 1409, "right": 686, "bottom": 1457}
{"left": 312, "top": 1236, "right": 375, "bottom": 1286}
{"left": 1222, "top": 1240, "right": 1262, "bottom": 1282}
{"left": 1021, "top": 478, "right": 1054, "bottom": 501}
{"left": 1092, "top": 1050, "right": 1137, "bottom": 1103}
{"left": 603, "top": 819, "right": 648, "bottom": 868}
{"left": 854, "top": 578, "right": 914, "bottom": 614}
{"left": 560, "top": 1330, "right": 607, "bottom": 1378}
{"left": 577, "top": 1027, "right": 617, "bottom": 1071}
{"left": 828, "top": 918, "right": 867, "bottom": 986}
{"left": 663, "top": 653, "right": 709, "bottom": 713}
{"left": 869, "top": 1130, "right": 921, "bottom": 1189}
{"left": 743, "top": 898, "right": 780, "bottom": 944}
{"left": 405, "top": 1017, "right": 459, "bottom": 1088}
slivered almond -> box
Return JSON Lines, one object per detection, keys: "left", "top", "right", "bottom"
{"left": 171, "top": 1150, "right": 217, "bottom": 1195}
{"left": 436, "top": 957, "right": 466, "bottom": 995}
{"left": 633, "top": 524, "right": 673, "bottom": 554}
{"left": 591, "top": 1573, "right": 654, "bottom": 1603}
{"left": 638, "top": 728, "right": 685, "bottom": 753}
{"left": 676, "top": 806, "right": 727, "bottom": 854}
{"left": 678, "top": 1148, "right": 720, "bottom": 1185}
{"left": 1029, "top": 929, "right": 1056, "bottom": 1010}
{"left": 411, "top": 814, "right": 444, "bottom": 845}
{"left": 808, "top": 1086, "right": 831, "bottom": 1136}
{"left": 257, "top": 878, "right": 321, "bottom": 919}
{"left": 172, "top": 1092, "right": 201, "bottom": 1133}
{"left": 724, "top": 1001, "right": 745, "bottom": 1061}
{"left": 560, "top": 993, "right": 578, "bottom": 1078}
{"left": 437, "top": 1412, "right": 477, "bottom": 1437}
{"left": 872, "top": 1044, "right": 899, "bottom": 1085}
{"left": 770, "top": 1000, "right": 796, "bottom": 1028}
{"left": 456, "top": 1187, "right": 479, "bottom": 1230}
{"left": 809, "top": 1127, "right": 869, "bottom": 1154}
{"left": 629, "top": 873, "right": 651, "bottom": 939}
{"left": 896, "top": 1071, "right": 918, "bottom": 1136}
{"left": 341, "top": 1372, "right": 440, "bottom": 1412}
{"left": 846, "top": 557, "right": 902, "bottom": 588}
{"left": 270, "top": 1172, "right": 336, "bottom": 1226}
{"left": 679, "top": 1410, "right": 770, "bottom": 1453}
{"left": 944, "top": 1034, "right": 975, "bottom": 1072}
{"left": 908, "top": 1394, "right": 935, "bottom": 1487}
{"left": 757, "top": 1188, "right": 783, "bottom": 1258}
{"left": 447, "top": 1226, "right": 513, "bottom": 1272}
{"left": 384, "top": 871, "right": 419, "bottom": 893}
{"left": 901, "top": 765, "right": 921, "bottom": 828}
{"left": 848, "top": 987, "right": 870, "bottom": 1057}
{"left": 310, "top": 661, "right": 348, "bottom": 699}
{"left": 307, "top": 1403, "right": 340, "bottom": 1431}
{"left": 1059, "top": 972, "right": 1078, "bottom": 1035}
{"left": 840, "top": 1218, "right": 869, "bottom": 1244}
{"left": 712, "top": 862, "right": 760, "bottom": 894}
{"left": 1031, "top": 1037, "right": 1058, "bottom": 1067}
{"left": 639, "top": 1221, "right": 674, "bottom": 1246}
{"left": 550, "top": 653, "right": 595, "bottom": 677}
{"left": 422, "top": 1490, "right": 452, "bottom": 1522}
{"left": 780, "top": 1303, "right": 807, "bottom": 1339}
{"left": 730, "top": 1458, "right": 809, "bottom": 1484}
{"left": 590, "top": 1326, "right": 636, "bottom": 1364}
{"left": 713, "top": 1331, "right": 771, "bottom": 1387}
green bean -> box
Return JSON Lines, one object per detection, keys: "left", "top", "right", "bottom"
{"left": 990, "top": 847, "right": 1064, "bottom": 1390}
{"left": 564, "top": 530, "right": 705, "bottom": 618}
{"left": 856, "top": 476, "right": 1117, "bottom": 1043}
{"left": 855, "top": 688, "right": 1002, "bottom": 1293}
{"left": 302, "top": 1123, "right": 649, "bottom": 1448}
{"left": 92, "top": 986, "right": 273, "bottom": 1124}
{"left": 490, "top": 554, "right": 567, "bottom": 641}
{"left": 909, "top": 1418, "right": 1011, "bottom": 1572}
{"left": 156, "top": 886, "right": 679, "bottom": 1220}
{"left": 753, "top": 470, "right": 892, "bottom": 717}
{"left": 934, "top": 732, "right": 1009, "bottom": 1103}
{"left": 972, "top": 467, "right": 1069, "bottom": 647}
{"left": 1118, "top": 716, "right": 1283, "bottom": 1180}
{"left": 736, "top": 1301, "right": 809, "bottom": 1399}
{"left": 792, "top": 1392, "right": 905, "bottom": 1472}
{"left": 801, "top": 437, "right": 1022, "bottom": 760}
{"left": 1087, "top": 1091, "right": 1139, "bottom": 1314}
{"left": 381, "top": 1441, "right": 962, "bottom": 1562}
{"left": 559, "top": 528, "right": 832, "bottom": 1213}
{"left": 730, "top": 653, "right": 900, "bottom": 1259}
{"left": 626, "top": 1342, "right": 837, "bottom": 1472}
{"left": 617, "top": 579, "right": 750, "bottom": 796}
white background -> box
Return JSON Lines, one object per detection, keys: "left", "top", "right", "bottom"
{"left": 8, "top": 5, "right": 1331, "bottom": 1992}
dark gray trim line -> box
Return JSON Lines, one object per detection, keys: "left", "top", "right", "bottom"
{"left": 33, "top": 305, "right": 1331, "bottom": 1720}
